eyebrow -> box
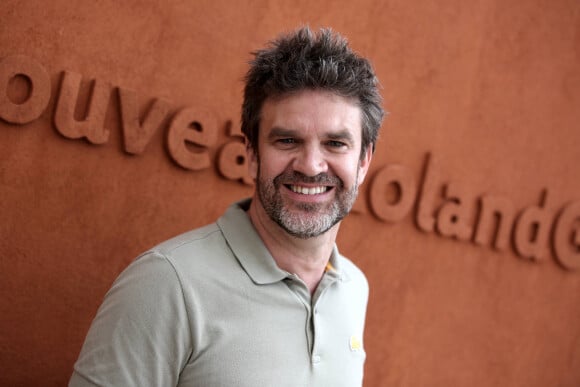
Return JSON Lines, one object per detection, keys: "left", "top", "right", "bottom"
{"left": 268, "top": 127, "right": 355, "bottom": 144}
{"left": 268, "top": 127, "right": 298, "bottom": 140}
{"left": 326, "top": 129, "right": 355, "bottom": 144}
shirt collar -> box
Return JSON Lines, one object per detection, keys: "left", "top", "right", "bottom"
{"left": 326, "top": 245, "right": 350, "bottom": 282}
{"left": 216, "top": 199, "right": 288, "bottom": 285}
{"left": 217, "top": 199, "right": 349, "bottom": 284}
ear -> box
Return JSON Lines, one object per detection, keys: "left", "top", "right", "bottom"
{"left": 246, "top": 143, "right": 259, "bottom": 180}
{"left": 357, "top": 145, "right": 373, "bottom": 185}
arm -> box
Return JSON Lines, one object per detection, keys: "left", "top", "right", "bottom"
{"left": 69, "top": 252, "right": 192, "bottom": 387}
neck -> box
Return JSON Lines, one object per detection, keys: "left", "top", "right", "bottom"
{"left": 247, "top": 196, "right": 339, "bottom": 294}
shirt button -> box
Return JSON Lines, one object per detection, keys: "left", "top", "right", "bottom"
{"left": 312, "top": 355, "right": 321, "bottom": 364}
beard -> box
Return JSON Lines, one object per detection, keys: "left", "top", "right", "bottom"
{"left": 256, "top": 167, "right": 360, "bottom": 239}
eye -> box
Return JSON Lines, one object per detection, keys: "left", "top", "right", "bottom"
{"left": 273, "top": 138, "right": 299, "bottom": 149}
{"left": 326, "top": 140, "right": 347, "bottom": 148}
{"left": 278, "top": 138, "right": 296, "bottom": 144}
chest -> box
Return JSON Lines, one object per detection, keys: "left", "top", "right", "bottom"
{"left": 177, "top": 277, "right": 367, "bottom": 387}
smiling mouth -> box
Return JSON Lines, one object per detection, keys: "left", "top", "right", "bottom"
{"left": 287, "top": 185, "right": 331, "bottom": 195}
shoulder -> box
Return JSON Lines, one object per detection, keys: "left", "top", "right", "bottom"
{"left": 128, "top": 219, "right": 242, "bottom": 284}
{"left": 329, "top": 254, "right": 369, "bottom": 320}
{"left": 337, "top": 254, "right": 369, "bottom": 295}
{"left": 150, "top": 222, "right": 223, "bottom": 257}
{"left": 336, "top": 254, "right": 369, "bottom": 293}
{"left": 113, "top": 223, "right": 225, "bottom": 282}
{"left": 338, "top": 254, "right": 367, "bottom": 280}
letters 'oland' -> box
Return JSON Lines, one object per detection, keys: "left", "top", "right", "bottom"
{"left": 367, "top": 154, "right": 580, "bottom": 271}
{"left": 2, "top": 55, "right": 579, "bottom": 271}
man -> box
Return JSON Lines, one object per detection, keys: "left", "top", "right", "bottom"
{"left": 70, "top": 26, "right": 384, "bottom": 387}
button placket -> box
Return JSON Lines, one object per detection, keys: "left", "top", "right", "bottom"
{"left": 310, "top": 271, "right": 340, "bottom": 366}
{"left": 283, "top": 274, "right": 314, "bottom": 359}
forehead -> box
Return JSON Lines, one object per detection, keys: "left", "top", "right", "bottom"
{"left": 259, "top": 90, "right": 362, "bottom": 141}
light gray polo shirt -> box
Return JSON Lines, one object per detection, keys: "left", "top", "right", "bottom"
{"left": 70, "top": 199, "right": 369, "bottom": 387}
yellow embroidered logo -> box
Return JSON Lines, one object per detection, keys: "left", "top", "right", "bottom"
{"left": 349, "top": 335, "right": 362, "bottom": 351}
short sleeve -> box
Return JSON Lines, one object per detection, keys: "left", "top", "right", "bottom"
{"left": 69, "top": 252, "right": 192, "bottom": 387}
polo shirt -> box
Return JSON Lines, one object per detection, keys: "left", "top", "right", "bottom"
{"left": 70, "top": 199, "right": 369, "bottom": 387}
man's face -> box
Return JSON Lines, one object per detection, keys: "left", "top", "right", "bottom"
{"left": 247, "top": 89, "right": 372, "bottom": 239}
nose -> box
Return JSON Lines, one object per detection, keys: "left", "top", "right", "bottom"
{"left": 292, "top": 145, "right": 328, "bottom": 176}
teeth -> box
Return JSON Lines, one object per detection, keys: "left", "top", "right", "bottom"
{"left": 290, "top": 185, "right": 328, "bottom": 195}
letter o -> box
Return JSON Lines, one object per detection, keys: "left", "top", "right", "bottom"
{"left": 369, "top": 164, "right": 417, "bottom": 222}
{"left": 0, "top": 55, "right": 51, "bottom": 124}
{"left": 553, "top": 201, "right": 580, "bottom": 271}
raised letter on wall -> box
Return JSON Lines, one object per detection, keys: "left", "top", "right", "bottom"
{"left": 514, "top": 190, "right": 552, "bottom": 261}
{"left": 436, "top": 182, "right": 474, "bottom": 241}
{"left": 553, "top": 201, "right": 580, "bottom": 270}
{"left": 474, "top": 194, "right": 515, "bottom": 251}
{"left": 53, "top": 71, "right": 112, "bottom": 144}
{"left": 369, "top": 164, "right": 417, "bottom": 222}
{"left": 117, "top": 87, "right": 171, "bottom": 154}
{"left": 167, "top": 106, "right": 217, "bottom": 170}
{"left": 0, "top": 55, "right": 51, "bottom": 124}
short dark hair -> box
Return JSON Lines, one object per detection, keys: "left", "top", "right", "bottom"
{"left": 241, "top": 26, "right": 384, "bottom": 159}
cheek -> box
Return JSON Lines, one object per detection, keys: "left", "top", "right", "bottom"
{"left": 260, "top": 151, "right": 290, "bottom": 176}
{"left": 334, "top": 160, "right": 362, "bottom": 187}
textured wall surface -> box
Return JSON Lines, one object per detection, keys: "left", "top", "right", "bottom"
{"left": 1, "top": 0, "right": 579, "bottom": 386}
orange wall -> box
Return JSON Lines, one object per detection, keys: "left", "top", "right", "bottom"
{"left": 1, "top": 0, "right": 579, "bottom": 386}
